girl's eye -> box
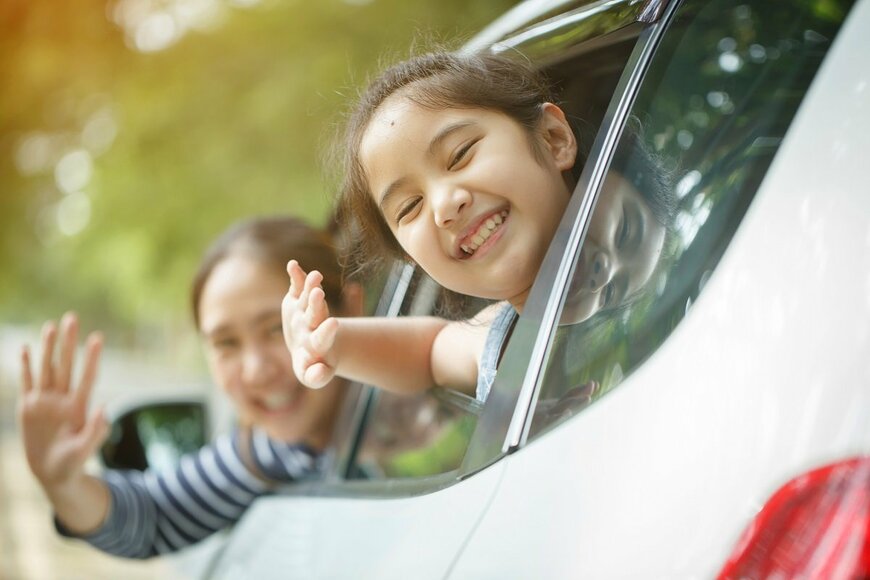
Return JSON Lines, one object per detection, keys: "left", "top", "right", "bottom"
{"left": 395, "top": 197, "right": 421, "bottom": 224}
{"left": 616, "top": 208, "right": 630, "bottom": 249}
{"left": 448, "top": 139, "right": 479, "bottom": 170}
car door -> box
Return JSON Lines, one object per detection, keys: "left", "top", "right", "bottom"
{"left": 450, "top": 0, "right": 869, "bottom": 577}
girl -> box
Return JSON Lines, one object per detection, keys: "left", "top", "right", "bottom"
{"left": 282, "top": 51, "right": 672, "bottom": 402}
{"left": 18, "top": 216, "right": 361, "bottom": 558}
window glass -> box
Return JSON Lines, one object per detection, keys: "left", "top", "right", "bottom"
{"left": 529, "top": 0, "right": 852, "bottom": 438}
{"left": 348, "top": 389, "right": 480, "bottom": 479}
{"left": 345, "top": 272, "right": 484, "bottom": 480}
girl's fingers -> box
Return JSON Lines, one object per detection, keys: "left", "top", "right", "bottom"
{"left": 20, "top": 346, "right": 34, "bottom": 394}
{"left": 56, "top": 312, "right": 79, "bottom": 394}
{"left": 305, "top": 287, "right": 330, "bottom": 329}
{"left": 39, "top": 322, "right": 57, "bottom": 392}
{"left": 286, "top": 260, "right": 306, "bottom": 299}
{"left": 310, "top": 316, "right": 338, "bottom": 355}
{"left": 74, "top": 332, "right": 103, "bottom": 408}
{"left": 298, "top": 270, "right": 323, "bottom": 313}
{"left": 303, "top": 362, "right": 333, "bottom": 390}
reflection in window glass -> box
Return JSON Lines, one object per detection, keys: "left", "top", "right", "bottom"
{"left": 529, "top": 0, "right": 852, "bottom": 438}
{"left": 348, "top": 389, "right": 478, "bottom": 480}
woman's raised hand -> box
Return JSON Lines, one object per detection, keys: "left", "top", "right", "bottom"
{"left": 282, "top": 260, "right": 340, "bottom": 389}
{"left": 18, "top": 313, "right": 109, "bottom": 493}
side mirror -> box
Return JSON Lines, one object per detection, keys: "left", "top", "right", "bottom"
{"left": 101, "top": 402, "right": 208, "bottom": 472}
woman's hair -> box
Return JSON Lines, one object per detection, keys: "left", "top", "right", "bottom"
{"left": 191, "top": 216, "right": 343, "bottom": 328}
{"left": 337, "top": 50, "right": 555, "bottom": 278}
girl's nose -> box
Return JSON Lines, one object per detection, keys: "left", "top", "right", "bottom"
{"left": 588, "top": 249, "right": 615, "bottom": 293}
{"left": 432, "top": 185, "right": 472, "bottom": 228}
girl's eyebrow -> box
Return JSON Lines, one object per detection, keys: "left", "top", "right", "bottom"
{"left": 427, "top": 120, "right": 476, "bottom": 157}
{"left": 379, "top": 176, "right": 410, "bottom": 210}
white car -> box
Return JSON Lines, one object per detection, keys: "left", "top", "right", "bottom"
{"left": 109, "top": 0, "right": 870, "bottom": 577}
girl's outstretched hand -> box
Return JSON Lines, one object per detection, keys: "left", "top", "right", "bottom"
{"left": 18, "top": 313, "right": 109, "bottom": 494}
{"left": 282, "top": 260, "right": 340, "bottom": 389}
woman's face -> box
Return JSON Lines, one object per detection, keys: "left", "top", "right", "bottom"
{"left": 198, "top": 256, "right": 344, "bottom": 447}
{"left": 562, "top": 172, "right": 667, "bottom": 323}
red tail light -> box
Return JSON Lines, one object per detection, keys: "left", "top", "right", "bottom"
{"left": 718, "top": 456, "right": 870, "bottom": 580}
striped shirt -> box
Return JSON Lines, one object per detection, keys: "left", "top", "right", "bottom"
{"left": 56, "top": 428, "right": 319, "bottom": 559}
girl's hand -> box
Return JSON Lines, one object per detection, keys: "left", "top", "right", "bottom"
{"left": 282, "top": 260, "right": 340, "bottom": 389}
{"left": 18, "top": 313, "right": 109, "bottom": 494}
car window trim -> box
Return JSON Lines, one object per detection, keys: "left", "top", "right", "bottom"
{"left": 464, "top": 0, "right": 671, "bottom": 57}
{"left": 507, "top": 0, "right": 683, "bottom": 451}
{"left": 457, "top": 4, "right": 675, "bottom": 478}
{"left": 455, "top": 0, "right": 684, "bottom": 477}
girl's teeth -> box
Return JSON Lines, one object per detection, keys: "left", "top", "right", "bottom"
{"left": 462, "top": 210, "right": 509, "bottom": 256}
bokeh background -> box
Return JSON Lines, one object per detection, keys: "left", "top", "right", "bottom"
{"left": 0, "top": 0, "right": 515, "bottom": 577}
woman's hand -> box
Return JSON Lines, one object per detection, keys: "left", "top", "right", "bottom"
{"left": 282, "top": 260, "right": 339, "bottom": 389}
{"left": 18, "top": 313, "right": 109, "bottom": 494}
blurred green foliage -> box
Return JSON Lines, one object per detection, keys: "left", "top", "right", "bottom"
{"left": 0, "top": 0, "right": 516, "bottom": 338}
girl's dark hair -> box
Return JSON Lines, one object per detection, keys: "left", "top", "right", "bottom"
{"left": 611, "top": 118, "right": 677, "bottom": 231}
{"left": 191, "top": 216, "right": 343, "bottom": 328}
{"left": 337, "top": 50, "right": 555, "bottom": 278}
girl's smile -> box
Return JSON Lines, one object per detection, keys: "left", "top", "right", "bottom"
{"left": 458, "top": 209, "right": 508, "bottom": 258}
{"left": 360, "top": 96, "right": 578, "bottom": 311}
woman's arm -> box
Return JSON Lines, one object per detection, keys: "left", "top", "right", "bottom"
{"left": 18, "top": 314, "right": 112, "bottom": 535}
{"left": 21, "top": 313, "right": 318, "bottom": 558}
{"left": 57, "top": 427, "right": 319, "bottom": 558}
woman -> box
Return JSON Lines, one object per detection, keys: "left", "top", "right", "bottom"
{"left": 17, "top": 215, "right": 361, "bottom": 558}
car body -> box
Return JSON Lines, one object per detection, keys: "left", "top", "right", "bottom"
{"left": 111, "top": 0, "right": 870, "bottom": 577}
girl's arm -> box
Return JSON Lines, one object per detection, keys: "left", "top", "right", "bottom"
{"left": 283, "top": 261, "right": 487, "bottom": 395}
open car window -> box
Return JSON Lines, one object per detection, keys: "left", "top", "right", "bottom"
{"left": 528, "top": 0, "right": 853, "bottom": 439}
{"left": 339, "top": 20, "right": 644, "bottom": 485}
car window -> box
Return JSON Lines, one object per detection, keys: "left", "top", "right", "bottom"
{"left": 341, "top": 29, "right": 642, "bottom": 483}
{"left": 528, "top": 0, "right": 853, "bottom": 439}
{"left": 347, "top": 388, "right": 481, "bottom": 479}
{"left": 344, "top": 272, "right": 486, "bottom": 480}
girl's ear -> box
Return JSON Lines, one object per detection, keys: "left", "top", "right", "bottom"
{"left": 540, "top": 103, "right": 577, "bottom": 172}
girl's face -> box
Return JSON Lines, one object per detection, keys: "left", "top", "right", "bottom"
{"left": 562, "top": 172, "right": 667, "bottom": 323}
{"left": 360, "top": 97, "right": 577, "bottom": 311}
{"left": 198, "top": 256, "right": 344, "bottom": 448}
